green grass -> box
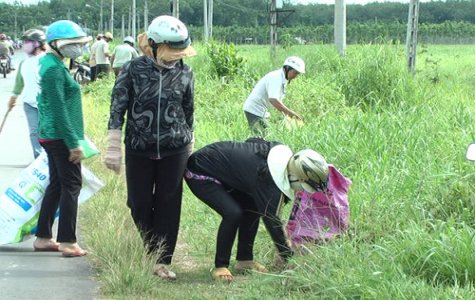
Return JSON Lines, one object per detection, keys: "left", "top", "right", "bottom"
{"left": 79, "top": 43, "right": 475, "bottom": 299}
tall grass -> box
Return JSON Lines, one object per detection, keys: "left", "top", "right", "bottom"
{"left": 79, "top": 43, "right": 475, "bottom": 299}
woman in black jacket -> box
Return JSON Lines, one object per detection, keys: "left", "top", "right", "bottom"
{"left": 185, "top": 138, "right": 329, "bottom": 282}
{"left": 104, "top": 15, "right": 196, "bottom": 280}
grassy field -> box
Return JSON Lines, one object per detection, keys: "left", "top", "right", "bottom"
{"left": 79, "top": 43, "right": 475, "bottom": 299}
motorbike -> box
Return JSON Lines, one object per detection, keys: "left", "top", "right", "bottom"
{"left": 73, "top": 61, "right": 91, "bottom": 85}
{"left": 0, "top": 55, "right": 10, "bottom": 78}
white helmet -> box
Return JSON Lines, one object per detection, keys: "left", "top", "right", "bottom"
{"left": 283, "top": 56, "right": 305, "bottom": 74}
{"left": 123, "top": 36, "right": 135, "bottom": 44}
{"left": 146, "top": 15, "right": 190, "bottom": 49}
{"left": 287, "top": 149, "right": 328, "bottom": 193}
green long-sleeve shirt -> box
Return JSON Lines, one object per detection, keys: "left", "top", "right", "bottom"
{"left": 37, "top": 53, "right": 84, "bottom": 149}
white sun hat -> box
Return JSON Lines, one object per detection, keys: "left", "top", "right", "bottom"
{"left": 267, "top": 144, "right": 295, "bottom": 200}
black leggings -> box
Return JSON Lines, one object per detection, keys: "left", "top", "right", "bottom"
{"left": 125, "top": 150, "right": 189, "bottom": 264}
{"left": 185, "top": 176, "right": 260, "bottom": 268}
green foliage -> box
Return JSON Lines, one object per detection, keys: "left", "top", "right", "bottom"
{"left": 334, "top": 44, "right": 416, "bottom": 108}
{"left": 79, "top": 44, "right": 475, "bottom": 299}
{"left": 205, "top": 39, "right": 246, "bottom": 81}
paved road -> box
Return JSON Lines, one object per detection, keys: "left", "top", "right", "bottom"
{"left": 0, "top": 51, "right": 99, "bottom": 300}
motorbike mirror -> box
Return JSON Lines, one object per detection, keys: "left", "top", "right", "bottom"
{"left": 466, "top": 143, "right": 475, "bottom": 161}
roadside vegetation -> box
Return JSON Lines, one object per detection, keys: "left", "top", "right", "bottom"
{"left": 79, "top": 43, "right": 475, "bottom": 299}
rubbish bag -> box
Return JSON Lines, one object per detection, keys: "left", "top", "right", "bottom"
{"left": 286, "top": 165, "right": 351, "bottom": 246}
{"left": 0, "top": 151, "right": 104, "bottom": 245}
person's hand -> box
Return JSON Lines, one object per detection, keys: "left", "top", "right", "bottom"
{"left": 8, "top": 96, "right": 16, "bottom": 110}
{"left": 104, "top": 129, "right": 122, "bottom": 174}
{"left": 69, "top": 147, "right": 84, "bottom": 164}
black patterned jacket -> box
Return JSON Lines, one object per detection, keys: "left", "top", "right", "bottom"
{"left": 108, "top": 56, "right": 194, "bottom": 158}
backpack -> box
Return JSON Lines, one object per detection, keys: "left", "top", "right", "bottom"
{"left": 286, "top": 165, "right": 351, "bottom": 245}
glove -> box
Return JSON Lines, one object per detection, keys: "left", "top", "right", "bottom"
{"left": 104, "top": 129, "right": 122, "bottom": 174}
{"left": 8, "top": 96, "right": 16, "bottom": 110}
{"left": 69, "top": 147, "right": 84, "bottom": 164}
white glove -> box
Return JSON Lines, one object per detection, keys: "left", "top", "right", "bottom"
{"left": 104, "top": 129, "right": 122, "bottom": 174}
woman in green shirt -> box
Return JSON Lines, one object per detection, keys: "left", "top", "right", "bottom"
{"left": 33, "top": 20, "right": 91, "bottom": 257}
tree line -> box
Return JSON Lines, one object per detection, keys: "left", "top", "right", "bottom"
{"left": 1, "top": 0, "right": 475, "bottom": 43}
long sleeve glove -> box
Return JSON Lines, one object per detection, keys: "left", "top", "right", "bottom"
{"left": 104, "top": 129, "right": 122, "bottom": 174}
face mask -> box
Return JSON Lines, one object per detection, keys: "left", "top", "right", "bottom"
{"left": 60, "top": 44, "right": 84, "bottom": 59}
{"left": 156, "top": 58, "right": 179, "bottom": 69}
{"left": 22, "top": 41, "right": 36, "bottom": 55}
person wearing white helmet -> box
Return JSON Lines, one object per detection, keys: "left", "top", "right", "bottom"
{"left": 110, "top": 36, "right": 139, "bottom": 77}
{"left": 104, "top": 15, "right": 196, "bottom": 280}
{"left": 243, "top": 56, "right": 306, "bottom": 136}
{"left": 185, "top": 138, "right": 329, "bottom": 282}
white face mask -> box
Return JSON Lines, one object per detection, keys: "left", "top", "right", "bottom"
{"left": 60, "top": 44, "right": 84, "bottom": 59}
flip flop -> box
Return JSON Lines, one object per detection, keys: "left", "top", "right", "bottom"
{"left": 234, "top": 260, "right": 268, "bottom": 274}
{"left": 211, "top": 267, "right": 233, "bottom": 283}
{"left": 62, "top": 249, "right": 88, "bottom": 257}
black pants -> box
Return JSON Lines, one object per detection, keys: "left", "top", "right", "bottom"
{"left": 90, "top": 65, "right": 97, "bottom": 81}
{"left": 36, "top": 140, "right": 82, "bottom": 243}
{"left": 96, "top": 64, "right": 111, "bottom": 79}
{"left": 244, "top": 111, "right": 267, "bottom": 137}
{"left": 185, "top": 177, "right": 260, "bottom": 268}
{"left": 125, "top": 149, "right": 190, "bottom": 265}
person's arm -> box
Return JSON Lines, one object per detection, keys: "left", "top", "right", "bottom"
{"left": 182, "top": 71, "right": 194, "bottom": 130}
{"left": 255, "top": 186, "right": 294, "bottom": 261}
{"left": 131, "top": 48, "right": 139, "bottom": 59}
{"left": 8, "top": 61, "right": 24, "bottom": 108}
{"left": 269, "top": 99, "right": 302, "bottom": 120}
{"left": 108, "top": 61, "right": 133, "bottom": 130}
{"left": 110, "top": 51, "right": 115, "bottom": 67}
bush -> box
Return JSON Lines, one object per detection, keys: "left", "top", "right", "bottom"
{"left": 205, "top": 39, "right": 247, "bottom": 81}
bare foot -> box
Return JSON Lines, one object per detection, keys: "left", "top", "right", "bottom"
{"left": 33, "top": 238, "right": 60, "bottom": 251}
{"left": 58, "top": 242, "right": 87, "bottom": 257}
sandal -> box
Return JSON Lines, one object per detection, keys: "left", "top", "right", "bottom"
{"left": 211, "top": 267, "right": 233, "bottom": 283}
{"left": 234, "top": 260, "right": 268, "bottom": 274}
{"left": 153, "top": 264, "right": 177, "bottom": 280}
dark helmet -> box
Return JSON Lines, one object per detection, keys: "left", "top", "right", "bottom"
{"left": 22, "top": 29, "right": 46, "bottom": 43}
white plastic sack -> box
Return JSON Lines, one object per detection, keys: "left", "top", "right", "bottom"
{"left": 0, "top": 151, "right": 104, "bottom": 245}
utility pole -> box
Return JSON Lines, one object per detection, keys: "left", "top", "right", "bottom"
{"left": 203, "top": 0, "right": 208, "bottom": 43}
{"left": 270, "top": 0, "right": 277, "bottom": 59}
{"left": 144, "top": 0, "right": 149, "bottom": 30}
{"left": 132, "top": 0, "right": 136, "bottom": 40}
{"left": 406, "top": 0, "right": 420, "bottom": 73}
{"left": 110, "top": 0, "right": 114, "bottom": 35}
{"left": 172, "top": 0, "right": 179, "bottom": 19}
{"left": 128, "top": 5, "right": 131, "bottom": 35}
{"left": 208, "top": 0, "right": 213, "bottom": 39}
{"left": 334, "top": 0, "right": 346, "bottom": 56}
{"left": 121, "top": 14, "right": 125, "bottom": 40}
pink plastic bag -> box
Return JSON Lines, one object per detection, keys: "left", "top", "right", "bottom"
{"left": 286, "top": 165, "right": 351, "bottom": 245}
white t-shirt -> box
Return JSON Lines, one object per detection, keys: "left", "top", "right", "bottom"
{"left": 243, "top": 68, "right": 287, "bottom": 118}
{"left": 112, "top": 44, "right": 139, "bottom": 68}
{"left": 95, "top": 39, "right": 110, "bottom": 65}
{"left": 16, "top": 54, "right": 44, "bottom": 107}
